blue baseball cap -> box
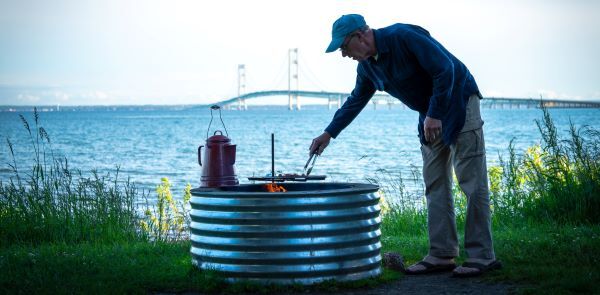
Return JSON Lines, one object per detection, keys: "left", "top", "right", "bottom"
{"left": 325, "top": 14, "right": 366, "bottom": 53}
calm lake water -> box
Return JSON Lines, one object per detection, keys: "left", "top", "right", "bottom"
{"left": 1, "top": 106, "right": 599, "bottom": 198}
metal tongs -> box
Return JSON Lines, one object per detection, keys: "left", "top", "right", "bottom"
{"left": 303, "top": 153, "right": 318, "bottom": 176}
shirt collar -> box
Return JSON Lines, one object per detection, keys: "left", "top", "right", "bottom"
{"left": 372, "top": 28, "right": 390, "bottom": 55}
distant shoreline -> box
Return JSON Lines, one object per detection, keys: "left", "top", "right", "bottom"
{"left": 0, "top": 104, "right": 340, "bottom": 112}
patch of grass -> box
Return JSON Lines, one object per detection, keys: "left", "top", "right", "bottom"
{"left": 3, "top": 222, "right": 597, "bottom": 294}
{"left": 0, "top": 109, "right": 144, "bottom": 245}
{"left": 380, "top": 220, "right": 600, "bottom": 293}
{"left": 367, "top": 168, "right": 428, "bottom": 237}
{"left": 0, "top": 241, "right": 225, "bottom": 294}
{"left": 0, "top": 240, "right": 401, "bottom": 294}
{"left": 485, "top": 106, "right": 600, "bottom": 225}
{"left": 491, "top": 224, "right": 600, "bottom": 293}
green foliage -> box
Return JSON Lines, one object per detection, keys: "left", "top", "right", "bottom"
{"left": 380, "top": 223, "right": 600, "bottom": 294}
{"left": 492, "top": 107, "right": 600, "bottom": 224}
{"left": 366, "top": 168, "right": 428, "bottom": 236}
{"left": 491, "top": 224, "right": 600, "bottom": 294}
{"left": 2, "top": 106, "right": 599, "bottom": 294}
{"left": 376, "top": 106, "right": 599, "bottom": 228}
{"left": 140, "top": 177, "right": 192, "bottom": 242}
{"left": 0, "top": 240, "right": 403, "bottom": 294}
{"left": 0, "top": 241, "right": 226, "bottom": 294}
{"left": 0, "top": 108, "right": 143, "bottom": 245}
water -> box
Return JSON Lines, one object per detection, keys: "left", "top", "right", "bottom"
{"left": 1, "top": 106, "right": 599, "bottom": 197}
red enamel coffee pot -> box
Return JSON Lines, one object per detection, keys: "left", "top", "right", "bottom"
{"left": 198, "top": 106, "right": 239, "bottom": 187}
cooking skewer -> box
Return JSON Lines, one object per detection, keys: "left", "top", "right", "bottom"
{"left": 271, "top": 133, "right": 275, "bottom": 184}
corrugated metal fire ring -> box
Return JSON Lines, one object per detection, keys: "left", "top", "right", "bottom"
{"left": 190, "top": 182, "right": 382, "bottom": 284}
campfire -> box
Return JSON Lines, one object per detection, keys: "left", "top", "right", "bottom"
{"left": 263, "top": 183, "right": 287, "bottom": 192}
{"left": 245, "top": 134, "right": 324, "bottom": 192}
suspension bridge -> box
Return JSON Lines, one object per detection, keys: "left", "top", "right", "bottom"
{"left": 216, "top": 48, "right": 600, "bottom": 110}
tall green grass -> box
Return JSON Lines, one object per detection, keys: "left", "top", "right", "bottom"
{"left": 492, "top": 107, "right": 600, "bottom": 224}
{"left": 0, "top": 109, "right": 144, "bottom": 245}
{"left": 367, "top": 167, "right": 428, "bottom": 236}
{"left": 376, "top": 106, "right": 600, "bottom": 228}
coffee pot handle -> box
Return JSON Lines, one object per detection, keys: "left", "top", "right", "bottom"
{"left": 226, "top": 144, "right": 236, "bottom": 165}
{"left": 198, "top": 145, "right": 203, "bottom": 166}
{"left": 207, "top": 105, "right": 229, "bottom": 139}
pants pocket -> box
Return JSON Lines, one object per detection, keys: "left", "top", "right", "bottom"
{"left": 456, "top": 128, "right": 485, "bottom": 159}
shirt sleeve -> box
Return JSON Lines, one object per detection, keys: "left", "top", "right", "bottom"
{"left": 325, "top": 67, "right": 376, "bottom": 138}
{"left": 402, "top": 30, "right": 454, "bottom": 120}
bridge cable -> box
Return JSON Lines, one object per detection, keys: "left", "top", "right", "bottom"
{"left": 298, "top": 54, "right": 329, "bottom": 91}
{"left": 270, "top": 52, "right": 290, "bottom": 90}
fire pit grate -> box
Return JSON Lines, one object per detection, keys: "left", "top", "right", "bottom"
{"left": 248, "top": 175, "right": 326, "bottom": 182}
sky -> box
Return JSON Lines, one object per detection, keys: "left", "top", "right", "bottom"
{"left": 0, "top": 0, "right": 599, "bottom": 106}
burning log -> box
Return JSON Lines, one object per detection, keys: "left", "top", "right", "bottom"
{"left": 263, "top": 183, "right": 287, "bottom": 192}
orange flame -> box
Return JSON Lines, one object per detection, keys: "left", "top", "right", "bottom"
{"left": 264, "top": 183, "right": 287, "bottom": 192}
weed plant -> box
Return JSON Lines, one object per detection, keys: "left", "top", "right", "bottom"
{"left": 493, "top": 107, "right": 600, "bottom": 224}
{"left": 367, "top": 167, "right": 428, "bottom": 236}
{"left": 0, "top": 109, "right": 143, "bottom": 245}
{"left": 376, "top": 106, "right": 599, "bottom": 228}
{"left": 140, "top": 177, "right": 192, "bottom": 242}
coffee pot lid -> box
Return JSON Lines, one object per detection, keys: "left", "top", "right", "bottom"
{"left": 207, "top": 130, "right": 230, "bottom": 143}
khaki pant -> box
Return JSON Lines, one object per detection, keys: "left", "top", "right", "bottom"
{"left": 420, "top": 94, "right": 495, "bottom": 260}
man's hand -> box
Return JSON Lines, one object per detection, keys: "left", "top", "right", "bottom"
{"left": 309, "top": 132, "right": 332, "bottom": 156}
{"left": 424, "top": 116, "right": 442, "bottom": 143}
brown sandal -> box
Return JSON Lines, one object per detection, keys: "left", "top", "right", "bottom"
{"left": 405, "top": 261, "right": 457, "bottom": 275}
{"left": 452, "top": 260, "right": 503, "bottom": 278}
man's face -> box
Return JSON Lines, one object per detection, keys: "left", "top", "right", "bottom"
{"left": 340, "top": 32, "right": 370, "bottom": 61}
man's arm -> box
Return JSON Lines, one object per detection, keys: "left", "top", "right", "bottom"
{"left": 324, "top": 71, "right": 376, "bottom": 138}
{"left": 310, "top": 69, "right": 375, "bottom": 155}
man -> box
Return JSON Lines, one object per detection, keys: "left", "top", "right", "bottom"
{"left": 309, "top": 14, "right": 501, "bottom": 277}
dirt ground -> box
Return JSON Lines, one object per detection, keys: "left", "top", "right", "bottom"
{"left": 161, "top": 273, "right": 517, "bottom": 295}
{"left": 164, "top": 272, "right": 517, "bottom": 295}
{"left": 301, "top": 272, "right": 517, "bottom": 295}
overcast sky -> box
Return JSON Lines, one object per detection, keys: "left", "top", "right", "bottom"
{"left": 1, "top": 0, "right": 599, "bottom": 105}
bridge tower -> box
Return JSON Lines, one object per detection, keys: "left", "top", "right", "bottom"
{"left": 288, "top": 48, "right": 299, "bottom": 110}
{"left": 327, "top": 94, "right": 342, "bottom": 110}
{"left": 237, "top": 64, "right": 247, "bottom": 110}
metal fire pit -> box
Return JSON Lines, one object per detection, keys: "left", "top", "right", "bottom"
{"left": 190, "top": 182, "right": 381, "bottom": 284}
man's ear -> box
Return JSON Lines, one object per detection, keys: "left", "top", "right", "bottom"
{"left": 357, "top": 29, "right": 370, "bottom": 40}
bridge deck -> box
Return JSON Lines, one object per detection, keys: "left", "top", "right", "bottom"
{"left": 215, "top": 90, "right": 600, "bottom": 109}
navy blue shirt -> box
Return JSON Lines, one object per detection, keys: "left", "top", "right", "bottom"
{"left": 325, "top": 23, "right": 480, "bottom": 145}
